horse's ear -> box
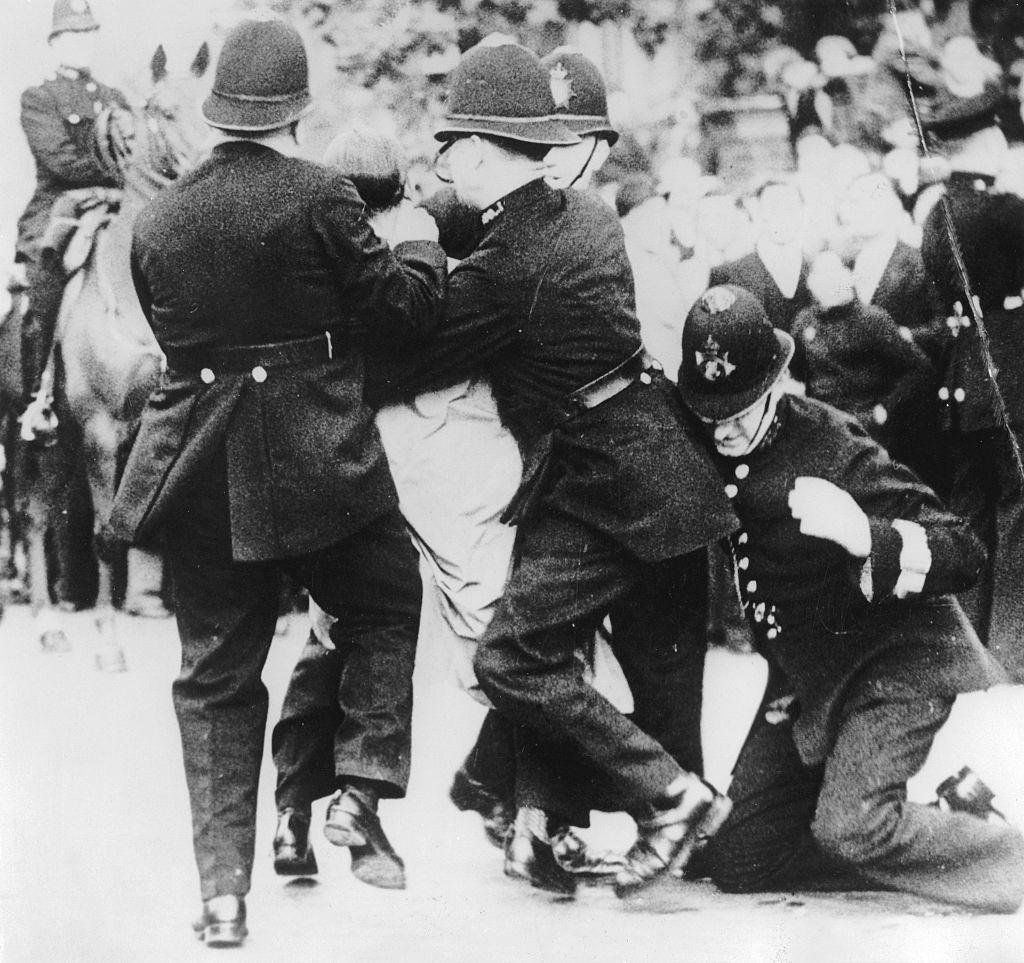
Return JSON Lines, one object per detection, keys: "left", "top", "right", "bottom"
{"left": 150, "top": 45, "right": 168, "bottom": 84}
{"left": 191, "top": 41, "right": 210, "bottom": 78}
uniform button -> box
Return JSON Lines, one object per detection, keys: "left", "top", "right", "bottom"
{"left": 766, "top": 628, "right": 778, "bottom": 640}
{"left": 200, "top": 368, "right": 215, "bottom": 384}
{"left": 938, "top": 386, "right": 950, "bottom": 401}
{"left": 67, "top": 113, "right": 81, "bottom": 124}
{"left": 746, "top": 580, "right": 757, "bottom": 593}
{"left": 767, "top": 613, "right": 775, "bottom": 624}
{"left": 803, "top": 325, "right": 816, "bottom": 342}
{"left": 738, "top": 557, "right": 749, "bottom": 570}
{"left": 639, "top": 371, "right": 652, "bottom": 385}
{"left": 738, "top": 532, "right": 748, "bottom": 545}
{"left": 94, "top": 101, "right": 103, "bottom": 113}
{"left": 86, "top": 81, "right": 97, "bottom": 93}
{"left": 954, "top": 387, "right": 966, "bottom": 402}
{"left": 725, "top": 484, "right": 738, "bottom": 499}
{"left": 753, "top": 602, "right": 766, "bottom": 622}
{"left": 735, "top": 463, "right": 749, "bottom": 480}
{"left": 251, "top": 365, "right": 268, "bottom": 383}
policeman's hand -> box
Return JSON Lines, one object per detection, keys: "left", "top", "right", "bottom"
{"left": 788, "top": 476, "right": 871, "bottom": 558}
{"left": 108, "top": 107, "right": 137, "bottom": 153}
{"left": 388, "top": 199, "right": 439, "bottom": 245}
{"left": 308, "top": 598, "right": 337, "bottom": 650}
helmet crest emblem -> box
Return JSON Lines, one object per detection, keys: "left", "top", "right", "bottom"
{"left": 695, "top": 335, "right": 736, "bottom": 382}
{"left": 549, "top": 63, "right": 574, "bottom": 109}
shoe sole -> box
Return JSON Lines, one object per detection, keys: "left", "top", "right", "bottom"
{"left": 351, "top": 851, "right": 407, "bottom": 890}
{"left": 198, "top": 922, "right": 248, "bottom": 947}
{"left": 323, "top": 822, "right": 368, "bottom": 848}
{"left": 273, "top": 847, "right": 319, "bottom": 876}
{"left": 504, "top": 863, "right": 578, "bottom": 898}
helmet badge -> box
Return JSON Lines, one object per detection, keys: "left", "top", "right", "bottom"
{"left": 695, "top": 336, "right": 736, "bottom": 382}
{"left": 549, "top": 62, "right": 574, "bottom": 110}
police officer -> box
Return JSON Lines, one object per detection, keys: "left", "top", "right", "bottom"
{"left": 381, "top": 42, "right": 738, "bottom": 899}
{"left": 540, "top": 46, "right": 618, "bottom": 191}
{"left": 17, "top": 0, "right": 130, "bottom": 433}
{"left": 676, "top": 286, "right": 1023, "bottom": 912}
{"left": 106, "top": 18, "right": 445, "bottom": 946}
{"left": 919, "top": 83, "right": 1024, "bottom": 680}
{"left": 448, "top": 44, "right": 626, "bottom": 872}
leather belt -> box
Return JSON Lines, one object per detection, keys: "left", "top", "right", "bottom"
{"left": 561, "top": 347, "right": 658, "bottom": 420}
{"left": 164, "top": 331, "right": 342, "bottom": 375}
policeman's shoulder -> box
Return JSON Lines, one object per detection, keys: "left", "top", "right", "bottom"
{"left": 308, "top": 163, "right": 369, "bottom": 208}
{"left": 20, "top": 80, "right": 55, "bottom": 108}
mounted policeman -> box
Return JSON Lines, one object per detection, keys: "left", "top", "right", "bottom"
{"left": 16, "top": 0, "right": 131, "bottom": 437}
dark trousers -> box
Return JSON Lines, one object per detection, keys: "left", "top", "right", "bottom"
{"left": 460, "top": 709, "right": 517, "bottom": 807}
{"left": 165, "top": 457, "right": 420, "bottom": 901}
{"left": 703, "top": 668, "right": 1024, "bottom": 912}
{"left": 272, "top": 638, "right": 346, "bottom": 812}
{"left": 473, "top": 509, "right": 708, "bottom": 817}
{"left": 949, "top": 428, "right": 1024, "bottom": 681}
{"left": 21, "top": 255, "right": 65, "bottom": 398}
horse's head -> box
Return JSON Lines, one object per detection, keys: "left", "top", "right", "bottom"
{"left": 141, "top": 42, "right": 211, "bottom": 179}
{"left": 96, "top": 42, "right": 212, "bottom": 200}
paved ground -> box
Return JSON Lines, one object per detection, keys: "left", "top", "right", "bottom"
{"left": 1, "top": 603, "right": 1023, "bottom": 963}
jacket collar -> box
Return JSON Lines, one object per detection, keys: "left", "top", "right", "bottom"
{"left": 479, "top": 177, "right": 556, "bottom": 230}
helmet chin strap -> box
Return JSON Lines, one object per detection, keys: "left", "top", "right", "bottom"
{"left": 736, "top": 385, "right": 783, "bottom": 456}
{"left": 566, "top": 137, "right": 599, "bottom": 190}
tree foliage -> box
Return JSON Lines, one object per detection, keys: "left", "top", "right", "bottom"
{"left": 693, "top": 0, "right": 889, "bottom": 96}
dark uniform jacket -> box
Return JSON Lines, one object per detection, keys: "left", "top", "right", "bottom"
{"left": 871, "top": 240, "right": 948, "bottom": 362}
{"left": 17, "top": 66, "right": 128, "bottom": 261}
{"left": 791, "top": 300, "right": 933, "bottom": 435}
{"left": 376, "top": 178, "right": 736, "bottom": 562}
{"left": 712, "top": 395, "right": 1002, "bottom": 765}
{"left": 922, "top": 172, "right": 1024, "bottom": 433}
{"left": 709, "top": 251, "right": 812, "bottom": 336}
{"left": 108, "top": 141, "right": 446, "bottom": 561}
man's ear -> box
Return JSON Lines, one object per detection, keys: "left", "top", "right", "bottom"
{"left": 467, "top": 134, "right": 486, "bottom": 168}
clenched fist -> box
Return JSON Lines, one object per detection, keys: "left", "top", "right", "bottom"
{"left": 788, "top": 476, "right": 871, "bottom": 558}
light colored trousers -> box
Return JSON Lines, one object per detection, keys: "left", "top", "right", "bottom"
{"left": 311, "top": 379, "right": 632, "bottom": 710}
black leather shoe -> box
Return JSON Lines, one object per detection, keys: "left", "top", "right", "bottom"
{"left": 273, "top": 809, "right": 319, "bottom": 876}
{"left": 615, "top": 775, "right": 732, "bottom": 899}
{"left": 192, "top": 894, "right": 247, "bottom": 947}
{"left": 550, "top": 826, "right": 627, "bottom": 884}
{"left": 503, "top": 806, "right": 577, "bottom": 898}
{"left": 449, "top": 767, "right": 513, "bottom": 849}
{"left": 324, "top": 789, "right": 406, "bottom": 889}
